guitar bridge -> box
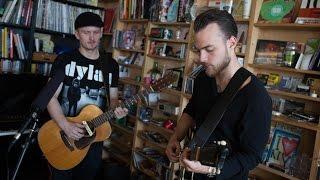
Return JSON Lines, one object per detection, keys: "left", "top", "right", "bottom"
{"left": 82, "top": 121, "right": 93, "bottom": 136}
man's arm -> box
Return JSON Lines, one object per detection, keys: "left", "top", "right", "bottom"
{"left": 109, "top": 87, "right": 118, "bottom": 108}
{"left": 217, "top": 95, "right": 272, "bottom": 178}
{"left": 109, "top": 87, "right": 128, "bottom": 119}
{"left": 172, "top": 113, "right": 194, "bottom": 141}
{"left": 47, "top": 83, "right": 84, "bottom": 140}
{"left": 166, "top": 113, "right": 194, "bottom": 162}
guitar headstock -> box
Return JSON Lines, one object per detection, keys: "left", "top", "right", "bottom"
{"left": 151, "top": 71, "right": 178, "bottom": 92}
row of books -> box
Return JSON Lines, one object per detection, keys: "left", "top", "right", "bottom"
{"left": 1, "top": 59, "right": 25, "bottom": 74}
{"left": 1, "top": 27, "right": 28, "bottom": 60}
{"left": 36, "top": 0, "right": 104, "bottom": 34}
{"left": 0, "top": 0, "right": 33, "bottom": 26}
{"left": 254, "top": 39, "right": 320, "bottom": 71}
{"left": 67, "top": 0, "right": 99, "bottom": 7}
{"left": 120, "top": 0, "right": 192, "bottom": 22}
{"left": 31, "top": 62, "right": 52, "bottom": 76}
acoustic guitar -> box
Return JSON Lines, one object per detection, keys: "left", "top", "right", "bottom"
{"left": 38, "top": 72, "right": 177, "bottom": 170}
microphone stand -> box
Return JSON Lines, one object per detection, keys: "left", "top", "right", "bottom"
{"left": 6, "top": 68, "right": 65, "bottom": 180}
{"left": 10, "top": 114, "right": 39, "bottom": 180}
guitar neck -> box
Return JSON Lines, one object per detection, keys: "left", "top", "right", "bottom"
{"left": 88, "top": 72, "right": 177, "bottom": 128}
{"left": 89, "top": 88, "right": 152, "bottom": 128}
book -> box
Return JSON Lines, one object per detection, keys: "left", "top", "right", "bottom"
{"left": 300, "top": 38, "right": 320, "bottom": 70}
{"left": 122, "top": 30, "right": 136, "bottom": 49}
{"left": 258, "top": 0, "right": 301, "bottom": 23}
{"left": 254, "top": 40, "right": 287, "bottom": 65}
{"left": 295, "top": 0, "right": 320, "bottom": 24}
{"left": 267, "top": 73, "right": 280, "bottom": 87}
{"left": 103, "top": 8, "right": 116, "bottom": 33}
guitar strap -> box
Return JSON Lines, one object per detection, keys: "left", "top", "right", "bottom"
{"left": 188, "top": 67, "right": 252, "bottom": 150}
{"left": 99, "top": 50, "right": 113, "bottom": 107}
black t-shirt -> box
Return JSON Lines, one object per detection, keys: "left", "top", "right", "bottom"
{"left": 50, "top": 50, "right": 119, "bottom": 116}
{"left": 184, "top": 70, "right": 272, "bottom": 180}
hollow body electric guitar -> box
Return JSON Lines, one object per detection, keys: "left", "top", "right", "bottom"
{"left": 38, "top": 73, "right": 177, "bottom": 170}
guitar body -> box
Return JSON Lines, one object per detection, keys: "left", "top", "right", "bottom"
{"left": 37, "top": 105, "right": 112, "bottom": 170}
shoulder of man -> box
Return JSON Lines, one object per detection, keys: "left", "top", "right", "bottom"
{"left": 100, "top": 51, "right": 118, "bottom": 65}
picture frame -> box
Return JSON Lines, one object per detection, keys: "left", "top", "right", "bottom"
{"left": 171, "top": 69, "right": 183, "bottom": 90}
{"left": 266, "top": 128, "right": 301, "bottom": 173}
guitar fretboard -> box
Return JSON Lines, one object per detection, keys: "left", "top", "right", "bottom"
{"left": 89, "top": 88, "right": 153, "bottom": 128}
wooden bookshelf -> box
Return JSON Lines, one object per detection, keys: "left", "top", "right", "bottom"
{"left": 151, "top": 22, "right": 190, "bottom": 26}
{"left": 119, "top": 19, "right": 148, "bottom": 23}
{"left": 162, "top": 88, "right": 181, "bottom": 96}
{"left": 118, "top": 62, "right": 143, "bottom": 70}
{"left": 115, "top": 48, "right": 145, "bottom": 53}
{"left": 147, "top": 54, "right": 185, "bottom": 62}
{"left": 267, "top": 89, "right": 320, "bottom": 103}
{"left": 133, "top": 148, "right": 170, "bottom": 169}
{"left": 254, "top": 164, "right": 301, "bottom": 180}
{"left": 272, "top": 115, "right": 319, "bottom": 132}
{"left": 248, "top": 64, "right": 320, "bottom": 76}
{"left": 247, "top": 1, "right": 320, "bottom": 179}
{"left": 148, "top": 38, "right": 189, "bottom": 44}
{"left": 254, "top": 23, "right": 320, "bottom": 31}
{"left": 119, "top": 77, "right": 141, "bottom": 86}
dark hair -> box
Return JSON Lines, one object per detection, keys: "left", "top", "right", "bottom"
{"left": 194, "top": 9, "right": 238, "bottom": 40}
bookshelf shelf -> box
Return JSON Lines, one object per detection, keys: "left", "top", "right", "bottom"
{"left": 134, "top": 149, "right": 170, "bottom": 169}
{"left": 118, "top": 62, "right": 143, "bottom": 70}
{"left": 151, "top": 22, "right": 191, "bottom": 26}
{"left": 142, "top": 120, "right": 174, "bottom": 135}
{"left": 147, "top": 54, "right": 185, "bottom": 62}
{"left": 148, "top": 38, "right": 189, "bottom": 44}
{"left": 255, "top": 164, "right": 300, "bottom": 180}
{"left": 138, "top": 133, "right": 167, "bottom": 150}
{"left": 119, "top": 19, "right": 148, "bottom": 23}
{"left": 248, "top": 63, "right": 320, "bottom": 76}
{"left": 110, "top": 121, "right": 133, "bottom": 135}
{"left": 34, "top": 28, "right": 75, "bottom": 38}
{"left": 254, "top": 23, "right": 320, "bottom": 31}
{"left": 119, "top": 78, "right": 141, "bottom": 86}
{"left": 52, "top": 0, "right": 105, "bottom": 10}
{"left": 0, "top": 23, "right": 30, "bottom": 30}
{"left": 162, "top": 88, "right": 181, "bottom": 96}
{"left": 267, "top": 89, "right": 320, "bottom": 102}
{"left": 115, "top": 48, "right": 145, "bottom": 53}
{"left": 272, "top": 115, "right": 319, "bottom": 131}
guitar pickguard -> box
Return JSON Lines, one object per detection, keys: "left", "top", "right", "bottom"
{"left": 74, "top": 132, "right": 97, "bottom": 149}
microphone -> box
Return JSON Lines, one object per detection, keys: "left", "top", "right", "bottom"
{"left": 8, "top": 68, "right": 65, "bottom": 151}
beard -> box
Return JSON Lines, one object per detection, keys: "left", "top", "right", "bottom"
{"left": 205, "top": 48, "right": 231, "bottom": 77}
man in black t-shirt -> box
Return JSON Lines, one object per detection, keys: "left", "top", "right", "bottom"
{"left": 47, "top": 12, "right": 128, "bottom": 180}
{"left": 166, "top": 9, "right": 272, "bottom": 179}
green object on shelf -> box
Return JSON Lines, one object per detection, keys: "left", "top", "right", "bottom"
{"left": 260, "top": 0, "right": 295, "bottom": 22}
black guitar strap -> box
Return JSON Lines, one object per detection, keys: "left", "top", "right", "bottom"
{"left": 188, "top": 67, "right": 252, "bottom": 150}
